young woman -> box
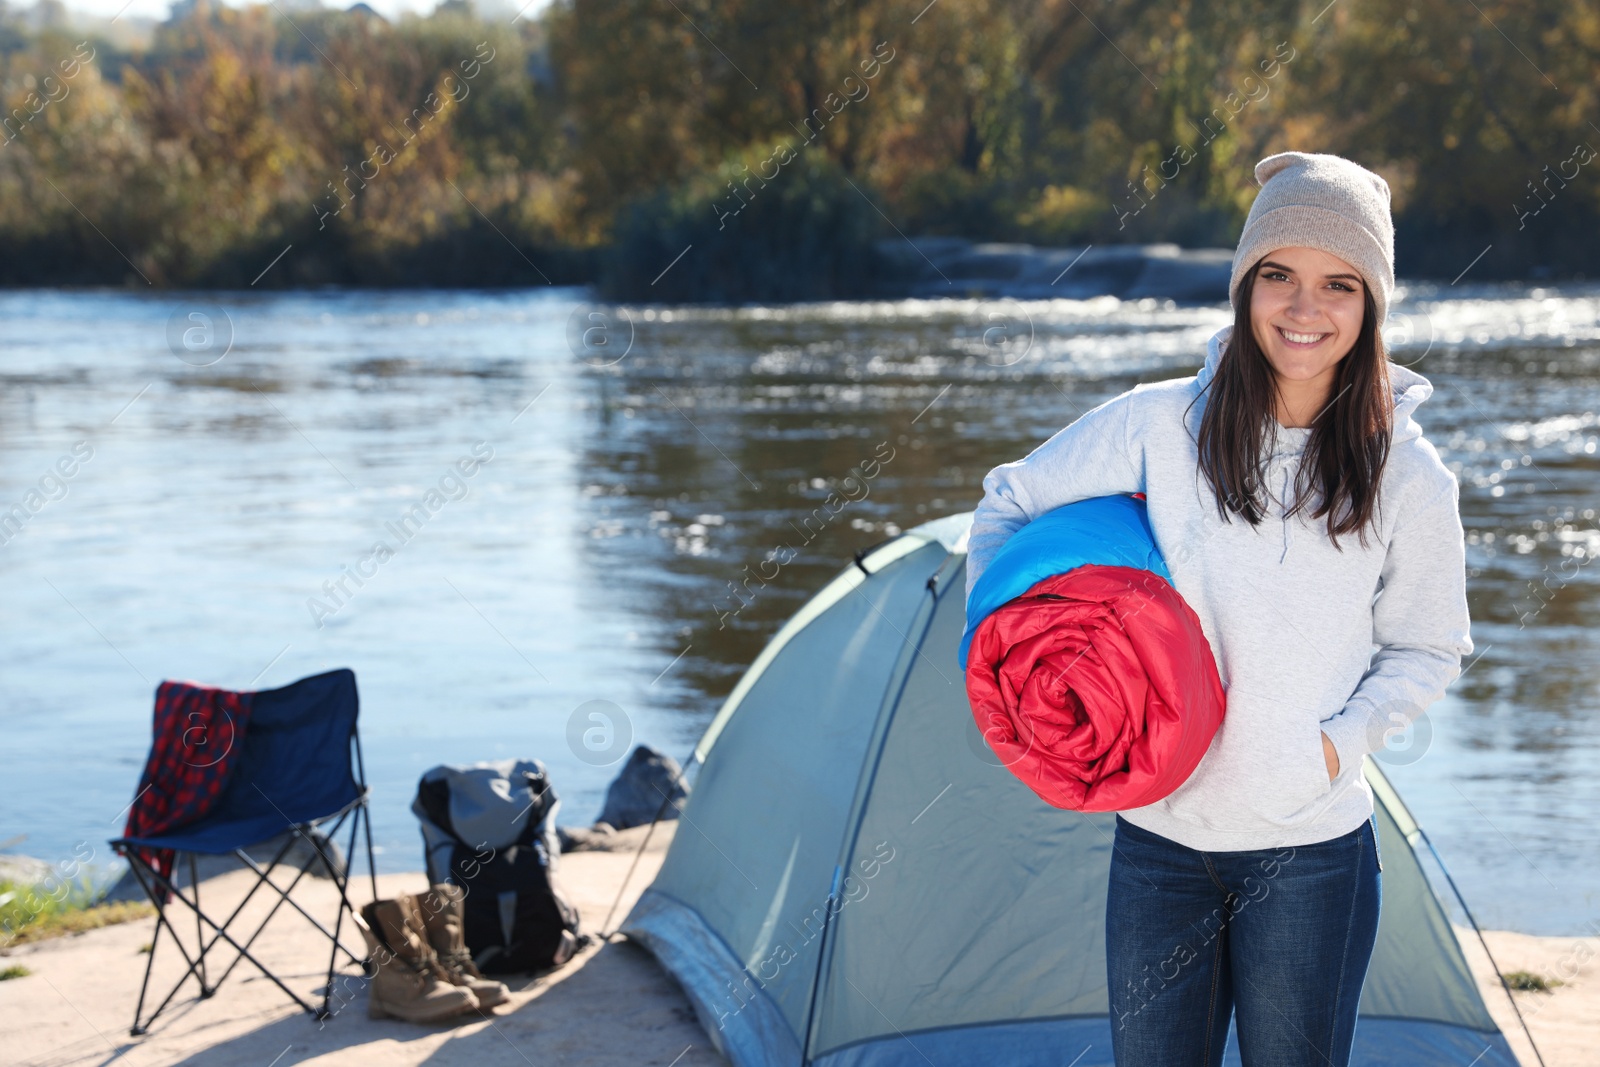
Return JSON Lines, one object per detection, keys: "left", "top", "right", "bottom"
{"left": 963, "top": 152, "right": 1473, "bottom": 1066}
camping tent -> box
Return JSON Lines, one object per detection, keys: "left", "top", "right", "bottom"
{"left": 620, "top": 512, "right": 1523, "bottom": 1066}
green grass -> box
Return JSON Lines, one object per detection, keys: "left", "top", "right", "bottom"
{"left": 0, "top": 964, "right": 31, "bottom": 980}
{"left": 1503, "top": 970, "right": 1563, "bottom": 992}
{"left": 0, "top": 878, "right": 154, "bottom": 948}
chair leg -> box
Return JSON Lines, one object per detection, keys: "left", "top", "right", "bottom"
{"left": 352, "top": 734, "right": 379, "bottom": 904}
{"left": 334, "top": 801, "right": 378, "bottom": 974}
{"left": 206, "top": 817, "right": 369, "bottom": 996}
{"left": 179, "top": 831, "right": 303, "bottom": 993}
{"left": 127, "top": 868, "right": 163, "bottom": 1037}
{"left": 133, "top": 861, "right": 322, "bottom": 1021}
{"left": 318, "top": 802, "right": 369, "bottom": 1020}
{"left": 206, "top": 831, "right": 344, "bottom": 991}
{"left": 122, "top": 855, "right": 213, "bottom": 1036}
{"left": 228, "top": 848, "right": 366, "bottom": 967}
{"left": 349, "top": 805, "right": 377, "bottom": 972}
{"left": 362, "top": 793, "right": 379, "bottom": 902}
{"left": 189, "top": 853, "right": 210, "bottom": 998}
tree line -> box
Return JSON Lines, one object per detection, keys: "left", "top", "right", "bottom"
{"left": 1, "top": 0, "right": 1595, "bottom": 294}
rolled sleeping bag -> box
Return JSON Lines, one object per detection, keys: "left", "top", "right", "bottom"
{"left": 961, "top": 493, "right": 1226, "bottom": 812}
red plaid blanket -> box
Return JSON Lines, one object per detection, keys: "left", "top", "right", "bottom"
{"left": 122, "top": 680, "right": 255, "bottom": 893}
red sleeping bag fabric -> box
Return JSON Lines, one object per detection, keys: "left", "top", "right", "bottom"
{"left": 964, "top": 564, "right": 1225, "bottom": 812}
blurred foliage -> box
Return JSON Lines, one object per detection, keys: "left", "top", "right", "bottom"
{"left": 0, "top": 876, "right": 154, "bottom": 947}
{"left": 0, "top": 0, "right": 1594, "bottom": 291}
{"left": 601, "top": 145, "right": 880, "bottom": 301}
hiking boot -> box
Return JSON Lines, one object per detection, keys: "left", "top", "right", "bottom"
{"left": 416, "top": 883, "right": 511, "bottom": 1009}
{"left": 358, "top": 896, "right": 480, "bottom": 1023}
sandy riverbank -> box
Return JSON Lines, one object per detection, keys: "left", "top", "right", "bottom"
{"left": 0, "top": 821, "right": 727, "bottom": 1067}
{"left": 0, "top": 819, "right": 1593, "bottom": 1066}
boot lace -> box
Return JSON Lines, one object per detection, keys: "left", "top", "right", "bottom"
{"left": 440, "top": 948, "right": 485, "bottom": 980}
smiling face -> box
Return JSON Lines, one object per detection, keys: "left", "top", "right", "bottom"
{"left": 1247, "top": 246, "right": 1368, "bottom": 426}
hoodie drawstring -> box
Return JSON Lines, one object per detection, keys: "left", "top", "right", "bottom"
{"left": 1279, "top": 466, "right": 1291, "bottom": 563}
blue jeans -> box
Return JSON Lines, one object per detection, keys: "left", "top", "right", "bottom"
{"left": 1105, "top": 813, "right": 1382, "bottom": 1066}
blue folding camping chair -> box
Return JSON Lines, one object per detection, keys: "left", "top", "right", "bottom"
{"left": 110, "top": 667, "right": 378, "bottom": 1035}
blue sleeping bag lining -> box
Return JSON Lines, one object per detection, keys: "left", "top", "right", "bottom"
{"left": 959, "top": 494, "right": 1173, "bottom": 671}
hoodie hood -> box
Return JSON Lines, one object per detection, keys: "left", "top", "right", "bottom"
{"left": 1194, "top": 323, "right": 1435, "bottom": 564}
{"left": 1197, "top": 323, "right": 1433, "bottom": 445}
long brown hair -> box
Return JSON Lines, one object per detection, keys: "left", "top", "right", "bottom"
{"left": 1185, "top": 257, "right": 1395, "bottom": 551}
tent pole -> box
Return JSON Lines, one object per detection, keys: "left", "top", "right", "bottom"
{"left": 1417, "top": 828, "right": 1547, "bottom": 1067}
{"left": 799, "top": 554, "right": 955, "bottom": 1064}
{"left": 797, "top": 863, "right": 844, "bottom": 1067}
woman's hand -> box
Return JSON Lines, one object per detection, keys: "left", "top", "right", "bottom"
{"left": 1321, "top": 730, "right": 1340, "bottom": 782}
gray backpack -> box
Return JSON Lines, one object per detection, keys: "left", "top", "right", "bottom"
{"left": 412, "top": 758, "right": 589, "bottom": 973}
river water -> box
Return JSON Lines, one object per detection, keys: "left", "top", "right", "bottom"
{"left": 1, "top": 284, "right": 1596, "bottom": 935}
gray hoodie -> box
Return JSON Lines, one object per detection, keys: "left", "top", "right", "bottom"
{"left": 964, "top": 322, "right": 1472, "bottom": 851}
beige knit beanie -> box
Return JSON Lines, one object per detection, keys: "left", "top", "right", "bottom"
{"left": 1228, "top": 151, "right": 1396, "bottom": 330}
